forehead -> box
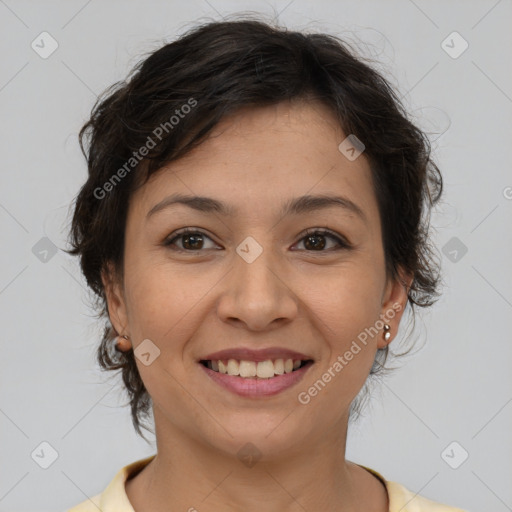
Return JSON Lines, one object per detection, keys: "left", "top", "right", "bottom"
{"left": 131, "top": 100, "right": 379, "bottom": 227}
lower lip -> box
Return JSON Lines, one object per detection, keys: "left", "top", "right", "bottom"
{"left": 199, "top": 361, "right": 314, "bottom": 398}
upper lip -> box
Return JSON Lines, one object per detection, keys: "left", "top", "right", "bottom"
{"left": 201, "top": 347, "right": 313, "bottom": 363}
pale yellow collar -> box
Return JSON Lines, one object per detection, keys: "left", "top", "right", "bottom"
{"left": 77, "top": 455, "right": 464, "bottom": 512}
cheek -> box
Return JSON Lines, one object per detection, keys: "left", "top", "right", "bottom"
{"left": 121, "top": 261, "right": 207, "bottom": 421}
{"left": 303, "top": 266, "right": 384, "bottom": 373}
{"left": 123, "top": 253, "right": 210, "bottom": 339}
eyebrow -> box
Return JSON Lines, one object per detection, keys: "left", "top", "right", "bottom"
{"left": 146, "top": 193, "right": 367, "bottom": 223}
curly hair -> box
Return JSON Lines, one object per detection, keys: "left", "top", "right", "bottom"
{"left": 67, "top": 17, "right": 442, "bottom": 439}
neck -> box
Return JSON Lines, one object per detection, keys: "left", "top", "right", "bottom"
{"left": 125, "top": 406, "right": 387, "bottom": 512}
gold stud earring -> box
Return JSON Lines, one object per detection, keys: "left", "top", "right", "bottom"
{"left": 115, "top": 334, "right": 131, "bottom": 352}
{"left": 383, "top": 324, "right": 391, "bottom": 342}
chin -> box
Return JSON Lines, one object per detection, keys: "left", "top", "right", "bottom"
{"left": 207, "top": 417, "right": 307, "bottom": 461}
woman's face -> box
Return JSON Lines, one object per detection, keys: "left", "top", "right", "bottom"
{"left": 105, "top": 100, "right": 409, "bottom": 459}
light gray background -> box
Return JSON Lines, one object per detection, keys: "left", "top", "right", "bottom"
{"left": 1, "top": 1, "right": 511, "bottom": 511}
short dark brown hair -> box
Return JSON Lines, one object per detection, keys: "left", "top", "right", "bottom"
{"left": 67, "top": 18, "right": 442, "bottom": 439}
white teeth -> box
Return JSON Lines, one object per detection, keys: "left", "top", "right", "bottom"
{"left": 274, "top": 358, "right": 284, "bottom": 375}
{"left": 239, "top": 360, "right": 256, "bottom": 377}
{"left": 227, "top": 359, "right": 239, "bottom": 376}
{"left": 256, "top": 360, "right": 274, "bottom": 379}
{"left": 208, "top": 358, "right": 306, "bottom": 378}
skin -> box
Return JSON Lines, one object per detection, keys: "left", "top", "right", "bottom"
{"left": 103, "top": 99, "right": 412, "bottom": 512}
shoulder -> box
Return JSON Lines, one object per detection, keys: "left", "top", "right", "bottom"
{"left": 386, "top": 480, "right": 468, "bottom": 512}
{"left": 358, "top": 464, "right": 467, "bottom": 512}
{"left": 65, "top": 455, "right": 156, "bottom": 512}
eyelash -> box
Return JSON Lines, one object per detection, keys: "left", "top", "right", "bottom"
{"left": 163, "top": 227, "right": 351, "bottom": 253}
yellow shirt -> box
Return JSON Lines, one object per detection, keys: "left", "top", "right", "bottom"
{"left": 67, "top": 455, "right": 467, "bottom": 511}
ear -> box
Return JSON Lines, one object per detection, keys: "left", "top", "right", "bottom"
{"left": 377, "top": 266, "right": 413, "bottom": 349}
{"left": 101, "top": 262, "right": 129, "bottom": 337}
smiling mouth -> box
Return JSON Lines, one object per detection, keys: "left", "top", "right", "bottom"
{"left": 199, "top": 358, "right": 314, "bottom": 379}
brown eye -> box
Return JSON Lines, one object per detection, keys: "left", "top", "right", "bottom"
{"left": 294, "top": 229, "right": 350, "bottom": 252}
{"left": 303, "top": 233, "right": 327, "bottom": 250}
{"left": 181, "top": 233, "right": 205, "bottom": 250}
{"left": 164, "top": 228, "right": 350, "bottom": 253}
{"left": 164, "top": 229, "right": 219, "bottom": 251}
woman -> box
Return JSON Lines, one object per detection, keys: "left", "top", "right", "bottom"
{"left": 66, "top": 18, "right": 467, "bottom": 512}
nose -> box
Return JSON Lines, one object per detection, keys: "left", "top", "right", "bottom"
{"left": 216, "top": 242, "right": 298, "bottom": 331}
